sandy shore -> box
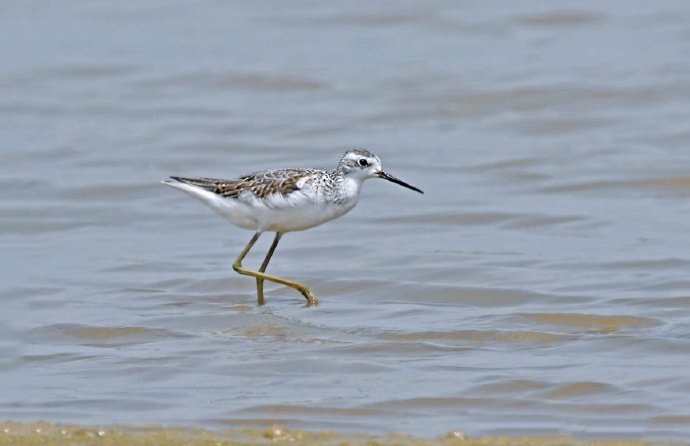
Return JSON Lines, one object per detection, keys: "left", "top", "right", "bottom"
{"left": 0, "top": 421, "right": 680, "bottom": 446}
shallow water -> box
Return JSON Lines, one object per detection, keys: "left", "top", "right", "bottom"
{"left": 2, "top": 0, "right": 690, "bottom": 440}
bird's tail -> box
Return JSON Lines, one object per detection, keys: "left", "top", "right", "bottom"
{"left": 162, "top": 176, "right": 218, "bottom": 192}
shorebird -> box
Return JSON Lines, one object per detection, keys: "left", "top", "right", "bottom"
{"left": 162, "top": 149, "right": 423, "bottom": 306}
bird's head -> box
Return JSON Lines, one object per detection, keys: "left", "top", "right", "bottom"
{"left": 337, "top": 148, "right": 423, "bottom": 194}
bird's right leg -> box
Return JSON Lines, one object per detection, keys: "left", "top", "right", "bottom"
{"left": 255, "top": 232, "right": 282, "bottom": 306}
{"left": 232, "top": 232, "right": 319, "bottom": 306}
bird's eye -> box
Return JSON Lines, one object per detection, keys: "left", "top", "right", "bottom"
{"left": 358, "top": 158, "right": 369, "bottom": 167}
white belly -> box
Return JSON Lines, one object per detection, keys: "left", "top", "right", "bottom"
{"left": 239, "top": 188, "right": 358, "bottom": 232}
{"left": 258, "top": 199, "right": 357, "bottom": 232}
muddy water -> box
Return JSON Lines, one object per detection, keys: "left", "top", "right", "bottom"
{"left": 2, "top": 0, "right": 690, "bottom": 441}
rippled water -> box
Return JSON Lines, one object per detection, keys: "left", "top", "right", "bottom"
{"left": 2, "top": 0, "right": 690, "bottom": 440}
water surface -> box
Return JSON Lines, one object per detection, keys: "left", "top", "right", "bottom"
{"left": 2, "top": 0, "right": 690, "bottom": 440}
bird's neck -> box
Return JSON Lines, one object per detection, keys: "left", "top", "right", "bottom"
{"left": 330, "top": 171, "right": 362, "bottom": 205}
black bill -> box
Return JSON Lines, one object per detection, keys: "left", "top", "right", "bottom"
{"left": 376, "top": 171, "right": 424, "bottom": 194}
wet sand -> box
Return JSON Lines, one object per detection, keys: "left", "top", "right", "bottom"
{"left": 0, "top": 422, "right": 679, "bottom": 446}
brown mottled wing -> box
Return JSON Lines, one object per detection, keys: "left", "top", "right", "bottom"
{"left": 171, "top": 168, "right": 314, "bottom": 200}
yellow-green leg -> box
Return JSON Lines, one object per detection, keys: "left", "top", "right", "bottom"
{"left": 232, "top": 232, "right": 319, "bottom": 306}
{"left": 256, "top": 232, "right": 282, "bottom": 305}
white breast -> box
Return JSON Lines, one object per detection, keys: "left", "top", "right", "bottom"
{"left": 253, "top": 178, "right": 360, "bottom": 232}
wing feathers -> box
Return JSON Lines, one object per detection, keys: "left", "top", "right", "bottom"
{"left": 168, "top": 169, "right": 321, "bottom": 200}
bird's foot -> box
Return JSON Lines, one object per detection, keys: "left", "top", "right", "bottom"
{"left": 300, "top": 288, "right": 319, "bottom": 307}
